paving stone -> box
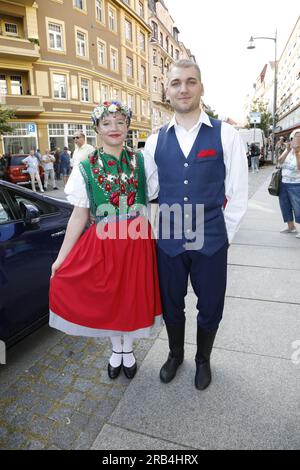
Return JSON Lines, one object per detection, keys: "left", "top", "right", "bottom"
{"left": 26, "top": 440, "right": 47, "bottom": 450}
{"left": 4, "top": 432, "right": 27, "bottom": 450}
{"left": 51, "top": 425, "right": 81, "bottom": 450}
{"left": 48, "top": 405, "right": 73, "bottom": 423}
{"left": 62, "top": 391, "right": 85, "bottom": 407}
{"left": 74, "top": 430, "right": 99, "bottom": 450}
{"left": 73, "top": 378, "right": 95, "bottom": 392}
{"left": 30, "top": 417, "right": 55, "bottom": 438}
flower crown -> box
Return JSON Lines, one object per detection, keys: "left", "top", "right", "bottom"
{"left": 91, "top": 101, "right": 132, "bottom": 126}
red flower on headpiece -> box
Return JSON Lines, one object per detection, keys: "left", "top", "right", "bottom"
{"left": 98, "top": 175, "right": 104, "bottom": 184}
{"left": 107, "top": 160, "right": 117, "bottom": 167}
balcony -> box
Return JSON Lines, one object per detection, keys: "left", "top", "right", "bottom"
{"left": 0, "top": 37, "right": 40, "bottom": 61}
{"left": 0, "top": 95, "right": 44, "bottom": 115}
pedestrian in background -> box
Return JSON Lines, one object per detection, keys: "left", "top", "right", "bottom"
{"left": 59, "top": 147, "right": 71, "bottom": 185}
{"left": 275, "top": 137, "right": 286, "bottom": 164}
{"left": 54, "top": 147, "right": 61, "bottom": 181}
{"left": 278, "top": 129, "right": 300, "bottom": 237}
{"left": 250, "top": 143, "right": 260, "bottom": 173}
{"left": 22, "top": 150, "right": 44, "bottom": 193}
{"left": 42, "top": 150, "right": 58, "bottom": 191}
{"left": 70, "top": 132, "right": 95, "bottom": 170}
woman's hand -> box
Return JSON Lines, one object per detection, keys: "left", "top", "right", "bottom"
{"left": 51, "top": 259, "right": 63, "bottom": 279}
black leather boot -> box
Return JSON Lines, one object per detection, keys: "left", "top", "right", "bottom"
{"left": 195, "top": 327, "right": 218, "bottom": 390}
{"left": 160, "top": 321, "right": 185, "bottom": 384}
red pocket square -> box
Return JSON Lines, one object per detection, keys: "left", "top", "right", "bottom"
{"left": 197, "top": 149, "right": 217, "bottom": 158}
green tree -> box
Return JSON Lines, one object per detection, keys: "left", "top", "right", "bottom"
{"left": 247, "top": 99, "right": 272, "bottom": 137}
{"left": 0, "top": 106, "right": 15, "bottom": 136}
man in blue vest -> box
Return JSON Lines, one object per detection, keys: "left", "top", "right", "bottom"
{"left": 144, "top": 60, "right": 248, "bottom": 390}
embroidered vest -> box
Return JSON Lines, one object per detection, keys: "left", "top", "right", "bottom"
{"left": 79, "top": 147, "right": 146, "bottom": 218}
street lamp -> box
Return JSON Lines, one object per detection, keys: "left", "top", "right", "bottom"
{"left": 247, "top": 31, "right": 278, "bottom": 164}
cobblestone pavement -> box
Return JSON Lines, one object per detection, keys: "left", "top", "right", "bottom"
{"left": 0, "top": 163, "right": 275, "bottom": 450}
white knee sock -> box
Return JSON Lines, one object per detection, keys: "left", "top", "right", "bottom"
{"left": 109, "top": 336, "right": 123, "bottom": 367}
{"left": 123, "top": 335, "right": 135, "bottom": 368}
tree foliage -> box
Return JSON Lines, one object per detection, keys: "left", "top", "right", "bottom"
{"left": 0, "top": 106, "right": 15, "bottom": 135}
{"left": 247, "top": 99, "right": 272, "bottom": 137}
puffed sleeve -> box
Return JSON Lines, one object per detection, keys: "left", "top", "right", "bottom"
{"left": 64, "top": 165, "right": 90, "bottom": 208}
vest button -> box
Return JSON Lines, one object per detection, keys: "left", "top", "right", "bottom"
{"left": 184, "top": 163, "right": 189, "bottom": 167}
{"left": 184, "top": 197, "right": 189, "bottom": 202}
{"left": 184, "top": 180, "right": 189, "bottom": 185}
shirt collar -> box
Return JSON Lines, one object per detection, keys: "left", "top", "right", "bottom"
{"left": 167, "top": 110, "right": 213, "bottom": 132}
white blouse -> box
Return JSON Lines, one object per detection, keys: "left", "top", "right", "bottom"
{"left": 282, "top": 151, "right": 300, "bottom": 184}
{"left": 64, "top": 165, "right": 90, "bottom": 208}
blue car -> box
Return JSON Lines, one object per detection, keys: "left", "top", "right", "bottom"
{"left": 0, "top": 180, "right": 73, "bottom": 347}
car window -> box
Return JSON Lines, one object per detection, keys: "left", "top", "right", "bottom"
{"left": 0, "top": 199, "right": 14, "bottom": 224}
{"left": 8, "top": 191, "right": 60, "bottom": 217}
{"left": 10, "top": 156, "right": 27, "bottom": 166}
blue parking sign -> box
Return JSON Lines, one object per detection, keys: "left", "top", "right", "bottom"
{"left": 27, "top": 123, "right": 36, "bottom": 134}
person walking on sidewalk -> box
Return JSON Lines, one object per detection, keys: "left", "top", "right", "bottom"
{"left": 144, "top": 60, "right": 248, "bottom": 390}
{"left": 49, "top": 101, "right": 162, "bottom": 381}
{"left": 278, "top": 129, "right": 300, "bottom": 237}
{"left": 250, "top": 143, "right": 260, "bottom": 173}
{"left": 22, "top": 150, "right": 44, "bottom": 193}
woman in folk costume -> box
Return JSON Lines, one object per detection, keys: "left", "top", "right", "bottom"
{"left": 49, "top": 101, "right": 162, "bottom": 379}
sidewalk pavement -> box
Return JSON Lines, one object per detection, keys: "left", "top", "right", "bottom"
{"left": 92, "top": 172, "right": 300, "bottom": 451}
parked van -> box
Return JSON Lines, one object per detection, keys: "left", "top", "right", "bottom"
{"left": 238, "top": 128, "right": 266, "bottom": 166}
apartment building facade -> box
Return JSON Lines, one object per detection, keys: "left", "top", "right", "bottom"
{"left": 276, "top": 15, "right": 300, "bottom": 136}
{"left": 0, "top": 0, "right": 151, "bottom": 154}
{"left": 148, "top": 0, "right": 195, "bottom": 131}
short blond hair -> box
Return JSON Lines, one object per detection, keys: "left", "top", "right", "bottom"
{"left": 167, "top": 60, "right": 202, "bottom": 84}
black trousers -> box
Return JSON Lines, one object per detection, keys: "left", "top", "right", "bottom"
{"left": 157, "top": 243, "right": 228, "bottom": 331}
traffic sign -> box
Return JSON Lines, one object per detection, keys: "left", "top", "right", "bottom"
{"left": 250, "top": 112, "right": 261, "bottom": 124}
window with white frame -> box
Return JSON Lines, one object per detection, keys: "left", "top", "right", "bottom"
{"left": 108, "top": 7, "right": 116, "bottom": 32}
{"left": 101, "top": 84, "right": 109, "bottom": 101}
{"left": 80, "top": 78, "right": 90, "bottom": 102}
{"left": 96, "top": 0, "right": 104, "bottom": 22}
{"left": 74, "top": 0, "right": 85, "bottom": 10}
{"left": 126, "top": 57, "right": 133, "bottom": 78}
{"left": 0, "top": 75, "right": 7, "bottom": 96}
{"left": 5, "top": 23, "right": 18, "bottom": 36}
{"left": 10, "top": 75, "right": 23, "bottom": 95}
{"left": 127, "top": 94, "right": 134, "bottom": 112}
{"left": 139, "top": 1, "right": 144, "bottom": 18}
{"left": 48, "top": 22, "right": 64, "bottom": 51}
{"left": 140, "top": 32, "right": 145, "bottom": 52}
{"left": 97, "top": 40, "right": 106, "bottom": 66}
{"left": 76, "top": 30, "right": 87, "bottom": 57}
{"left": 112, "top": 88, "right": 120, "bottom": 100}
{"left": 125, "top": 20, "right": 132, "bottom": 42}
{"left": 110, "top": 48, "right": 118, "bottom": 72}
{"left": 53, "top": 74, "right": 67, "bottom": 99}
{"left": 140, "top": 65, "right": 146, "bottom": 85}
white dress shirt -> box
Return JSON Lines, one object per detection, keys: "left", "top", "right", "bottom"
{"left": 71, "top": 143, "right": 95, "bottom": 168}
{"left": 143, "top": 111, "right": 248, "bottom": 243}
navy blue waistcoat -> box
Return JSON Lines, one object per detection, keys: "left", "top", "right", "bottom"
{"left": 154, "top": 118, "right": 228, "bottom": 257}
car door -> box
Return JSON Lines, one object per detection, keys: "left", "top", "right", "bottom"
{"left": 0, "top": 186, "right": 68, "bottom": 345}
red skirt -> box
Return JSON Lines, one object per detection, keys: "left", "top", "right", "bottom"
{"left": 49, "top": 218, "right": 162, "bottom": 337}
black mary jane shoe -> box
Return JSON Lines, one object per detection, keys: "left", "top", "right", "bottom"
{"left": 123, "top": 351, "right": 137, "bottom": 379}
{"left": 107, "top": 351, "right": 122, "bottom": 380}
